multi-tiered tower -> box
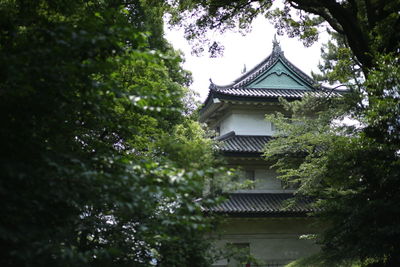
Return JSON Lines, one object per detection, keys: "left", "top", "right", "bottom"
{"left": 200, "top": 39, "right": 330, "bottom": 266}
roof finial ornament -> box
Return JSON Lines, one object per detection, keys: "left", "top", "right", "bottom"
{"left": 209, "top": 78, "right": 217, "bottom": 90}
{"left": 272, "top": 34, "right": 282, "bottom": 54}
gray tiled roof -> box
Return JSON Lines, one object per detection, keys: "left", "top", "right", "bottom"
{"left": 209, "top": 193, "right": 315, "bottom": 216}
{"left": 213, "top": 87, "right": 342, "bottom": 99}
{"left": 218, "top": 132, "right": 272, "bottom": 153}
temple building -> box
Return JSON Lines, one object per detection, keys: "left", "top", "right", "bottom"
{"left": 200, "top": 39, "right": 336, "bottom": 266}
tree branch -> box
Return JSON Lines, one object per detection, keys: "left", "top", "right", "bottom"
{"left": 288, "top": 0, "right": 373, "bottom": 71}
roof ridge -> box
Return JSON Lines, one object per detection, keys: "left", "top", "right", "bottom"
{"left": 232, "top": 52, "right": 281, "bottom": 88}
{"left": 207, "top": 35, "right": 324, "bottom": 92}
{"left": 279, "top": 55, "right": 316, "bottom": 87}
{"left": 208, "top": 50, "right": 282, "bottom": 91}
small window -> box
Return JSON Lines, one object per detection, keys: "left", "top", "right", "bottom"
{"left": 244, "top": 170, "right": 255, "bottom": 181}
{"left": 271, "top": 122, "right": 276, "bottom": 132}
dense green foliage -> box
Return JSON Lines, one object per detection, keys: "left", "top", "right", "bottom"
{"left": 285, "top": 254, "right": 361, "bottom": 267}
{"left": 265, "top": 60, "right": 400, "bottom": 265}
{"left": 166, "top": 0, "right": 400, "bottom": 266}
{"left": 167, "top": 0, "right": 399, "bottom": 70}
{"left": 0, "top": 0, "right": 224, "bottom": 266}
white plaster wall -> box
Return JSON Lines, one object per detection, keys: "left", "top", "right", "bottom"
{"left": 235, "top": 166, "right": 291, "bottom": 192}
{"left": 212, "top": 218, "right": 321, "bottom": 266}
{"left": 219, "top": 113, "right": 235, "bottom": 136}
{"left": 219, "top": 112, "right": 274, "bottom": 136}
{"left": 255, "top": 169, "right": 282, "bottom": 190}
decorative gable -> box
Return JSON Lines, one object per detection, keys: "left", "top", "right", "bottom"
{"left": 247, "top": 60, "right": 313, "bottom": 90}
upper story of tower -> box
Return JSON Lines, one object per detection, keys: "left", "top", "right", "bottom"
{"left": 199, "top": 37, "right": 340, "bottom": 139}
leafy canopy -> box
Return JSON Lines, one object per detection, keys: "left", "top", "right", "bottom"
{"left": 265, "top": 55, "right": 400, "bottom": 266}
{"left": 0, "top": 0, "right": 226, "bottom": 266}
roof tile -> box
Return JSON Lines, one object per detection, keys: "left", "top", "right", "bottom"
{"left": 208, "top": 193, "right": 316, "bottom": 216}
{"left": 215, "top": 88, "right": 341, "bottom": 99}
{"left": 219, "top": 135, "right": 273, "bottom": 153}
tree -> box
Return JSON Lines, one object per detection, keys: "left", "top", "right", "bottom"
{"left": 0, "top": 1, "right": 224, "bottom": 266}
{"left": 166, "top": 0, "right": 400, "bottom": 266}
{"left": 264, "top": 55, "right": 400, "bottom": 266}
{"left": 167, "top": 0, "right": 399, "bottom": 71}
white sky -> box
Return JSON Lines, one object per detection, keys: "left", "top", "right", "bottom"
{"left": 165, "top": 16, "right": 328, "bottom": 101}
